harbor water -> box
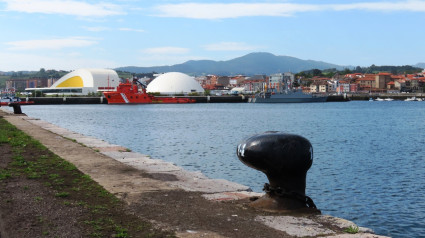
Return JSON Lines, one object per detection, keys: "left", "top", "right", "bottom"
{"left": 18, "top": 101, "right": 425, "bottom": 238}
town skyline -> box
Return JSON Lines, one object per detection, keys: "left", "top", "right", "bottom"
{"left": 1, "top": 0, "right": 425, "bottom": 71}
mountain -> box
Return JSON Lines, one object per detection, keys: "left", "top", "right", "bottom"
{"left": 116, "top": 52, "right": 348, "bottom": 75}
{"left": 415, "top": 63, "right": 425, "bottom": 69}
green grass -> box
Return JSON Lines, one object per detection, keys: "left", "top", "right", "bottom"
{"left": 55, "top": 192, "right": 70, "bottom": 198}
{"left": 0, "top": 118, "right": 175, "bottom": 238}
{"left": 344, "top": 225, "right": 360, "bottom": 234}
{"left": 115, "top": 225, "right": 129, "bottom": 238}
{"left": 0, "top": 170, "right": 11, "bottom": 180}
{"left": 34, "top": 196, "right": 43, "bottom": 201}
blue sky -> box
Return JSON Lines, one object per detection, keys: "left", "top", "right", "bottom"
{"left": 1, "top": 0, "right": 424, "bottom": 71}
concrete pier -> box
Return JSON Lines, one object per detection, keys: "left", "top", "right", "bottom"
{"left": 21, "top": 95, "right": 351, "bottom": 105}
{"left": 1, "top": 107, "right": 389, "bottom": 238}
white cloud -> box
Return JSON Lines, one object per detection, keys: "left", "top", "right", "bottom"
{"left": 119, "top": 28, "right": 145, "bottom": 33}
{"left": 142, "top": 47, "right": 189, "bottom": 55}
{"left": 152, "top": 1, "right": 425, "bottom": 19}
{"left": 153, "top": 3, "right": 318, "bottom": 19}
{"left": 0, "top": 52, "right": 117, "bottom": 71}
{"left": 81, "top": 27, "right": 145, "bottom": 33}
{"left": 136, "top": 54, "right": 206, "bottom": 67}
{"left": 139, "top": 47, "right": 195, "bottom": 66}
{"left": 82, "top": 26, "right": 110, "bottom": 32}
{"left": 6, "top": 37, "right": 98, "bottom": 50}
{"left": 329, "top": 0, "right": 425, "bottom": 12}
{"left": 2, "top": 0, "right": 124, "bottom": 17}
{"left": 204, "top": 42, "right": 262, "bottom": 51}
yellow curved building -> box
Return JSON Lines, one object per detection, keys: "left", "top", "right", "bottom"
{"left": 26, "top": 68, "right": 120, "bottom": 95}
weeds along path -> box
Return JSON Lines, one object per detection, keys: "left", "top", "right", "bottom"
{"left": 0, "top": 116, "right": 174, "bottom": 237}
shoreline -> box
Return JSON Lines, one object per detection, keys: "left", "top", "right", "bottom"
{"left": 0, "top": 107, "right": 390, "bottom": 237}
{"left": 12, "top": 92, "right": 425, "bottom": 105}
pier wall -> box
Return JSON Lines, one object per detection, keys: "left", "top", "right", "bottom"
{"left": 348, "top": 92, "right": 425, "bottom": 101}
{"left": 25, "top": 97, "right": 106, "bottom": 104}
{"left": 25, "top": 93, "right": 425, "bottom": 104}
{"left": 22, "top": 95, "right": 352, "bottom": 104}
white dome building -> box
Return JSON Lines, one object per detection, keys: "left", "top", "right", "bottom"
{"left": 26, "top": 68, "right": 120, "bottom": 95}
{"left": 147, "top": 72, "right": 204, "bottom": 95}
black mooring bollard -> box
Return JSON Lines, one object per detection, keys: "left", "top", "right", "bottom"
{"left": 8, "top": 103, "right": 23, "bottom": 114}
{"left": 237, "top": 131, "right": 320, "bottom": 213}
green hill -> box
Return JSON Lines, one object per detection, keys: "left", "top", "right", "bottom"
{"left": 116, "top": 52, "right": 347, "bottom": 75}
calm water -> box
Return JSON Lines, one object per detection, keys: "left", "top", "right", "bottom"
{"left": 17, "top": 101, "right": 425, "bottom": 238}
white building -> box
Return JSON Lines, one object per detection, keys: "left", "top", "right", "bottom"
{"left": 147, "top": 72, "right": 204, "bottom": 95}
{"left": 25, "top": 68, "right": 120, "bottom": 95}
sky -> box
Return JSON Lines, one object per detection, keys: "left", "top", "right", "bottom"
{"left": 0, "top": 0, "right": 424, "bottom": 71}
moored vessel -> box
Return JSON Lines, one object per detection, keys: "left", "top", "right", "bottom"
{"left": 103, "top": 78, "right": 196, "bottom": 104}
{"left": 249, "top": 74, "right": 327, "bottom": 103}
{"left": 250, "top": 89, "right": 327, "bottom": 103}
{"left": 1, "top": 90, "right": 34, "bottom": 106}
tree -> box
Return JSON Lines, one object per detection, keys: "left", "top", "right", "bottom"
{"left": 312, "top": 69, "right": 322, "bottom": 77}
{"left": 342, "top": 68, "right": 352, "bottom": 74}
{"left": 295, "top": 72, "right": 308, "bottom": 78}
{"left": 323, "top": 72, "right": 336, "bottom": 78}
{"left": 354, "top": 66, "right": 362, "bottom": 73}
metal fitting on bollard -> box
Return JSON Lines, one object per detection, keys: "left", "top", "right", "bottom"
{"left": 237, "top": 131, "right": 319, "bottom": 213}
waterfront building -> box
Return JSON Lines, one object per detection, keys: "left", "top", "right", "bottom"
{"left": 269, "top": 73, "right": 284, "bottom": 91}
{"left": 350, "top": 84, "right": 358, "bottom": 92}
{"left": 387, "top": 81, "right": 395, "bottom": 90}
{"left": 25, "top": 68, "right": 120, "bottom": 95}
{"left": 6, "top": 78, "right": 58, "bottom": 91}
{"left": 146, "top": 72, "right": 204, "bottom": 95}
{"left": 268, "top": 72, "right": 295, "bottom": 91}
{"left": 194, "top": 76, "right": 208, "bottom": 88}
{"left": 242, "top": 79, "right": 266, "bottom": 93}
{"left": 356, "top": 75, "right": 376, "bottom": 91}
{"left": 229, "top": 75, "right": 246, "bottom": 87}
{"left": 376, "top": 73, "right": 392, "bottom": 89}
{"left": 217, "top": 76, "right": 230, "bottom": 86}
{"left": 310, "top": 83, "right": 318, "bottom": 93}
{"left": 284, "top": 72, "right": 295, "bottom": 84}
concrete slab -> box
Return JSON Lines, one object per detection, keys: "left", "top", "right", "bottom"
{"left": 202, "top": 191, "right": 263, "bottom": 201}
{"left": 102, "top": 148, "right": 251, "bottom": 193}
{"left": 323, "top": 234, "right": 390, "bottom": 238}
{"left": 255, "top": 215, "right": 336, "bottom": 237}
{"left": 170, "top": 177, "right": 250, "bottom": 193}
{"left": 317, "top": 215, "right": 374, "bottom": 234}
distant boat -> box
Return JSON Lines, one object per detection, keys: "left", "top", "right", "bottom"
{"left": 249, "top": 77, "right": 327, "bottom": 103}
{"left": 405, "top": 97, "right": 419, "bottom": 101}
{"left": 375, "top": 97, "right": 385, "bottom": 101}
{"left": 384, "top": 98, "right": 394, "bottom": 101}
{"left": 0, "top": 93, "right": 34, "bottom": 106}
{"left": 250, "top": 89, "right": 327, "bottom": 103}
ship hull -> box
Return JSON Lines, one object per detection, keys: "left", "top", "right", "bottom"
{"left": 103, "top": 92, "right": 195, "bottom": 104}
{"left": 252, "top": 96, "right": 327, "bottom": 103}
{"left": 103, "top": 92, "right": 153, "bottom": 104}
{"left": 0, "top": 101, "right": 34, "bottom": 106}
{"left": 103, "top": 79, "right": 196, "bottom": 104}
{"left": 1, "top": 97, "right": 34, "bottom": 106}
{"left": 250, "top": 90, "right": 327, "bottom": 103}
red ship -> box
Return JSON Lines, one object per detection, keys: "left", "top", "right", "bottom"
{"left": 103, "top": 78, "right": 196, "bottom": 104}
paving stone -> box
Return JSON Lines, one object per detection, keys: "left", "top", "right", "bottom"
{"left": 255, "top": 215, "right": 336, "bottom": 237}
